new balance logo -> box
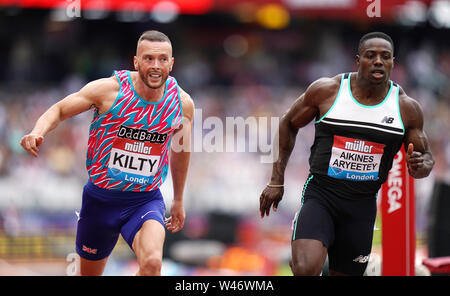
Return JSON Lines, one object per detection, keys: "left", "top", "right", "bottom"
{"left": 381, "top": 116, "right": 394, "bottom": 124}
{"left": 353, "top": 255, "right": 370, "bottom": 263}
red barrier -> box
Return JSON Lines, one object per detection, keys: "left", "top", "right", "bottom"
{"left": 422, "top": 257, "right": 450, "bottom": 275}
{"left": 381, "top": 148, "right": 415, "bottom": 276}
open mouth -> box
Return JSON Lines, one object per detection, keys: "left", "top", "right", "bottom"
{"left": 371, "top": 69, "right": 385, "bottom": 79}
{"left": 148, "top": 72, "right": 162, "bottom": 83}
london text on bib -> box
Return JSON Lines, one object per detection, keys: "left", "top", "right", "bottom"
{"left": 107, "top": 126, "right": 168, "bottom": 185}
{"left": 328, "top": 135, "right": 385, "bottom": 181}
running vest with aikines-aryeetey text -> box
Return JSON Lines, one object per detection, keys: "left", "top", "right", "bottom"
{"left": 310, "top": 72, "right": 405, "bottom": 198}
{"left": 86, "top": 70, "right": 183, "bottom": 192}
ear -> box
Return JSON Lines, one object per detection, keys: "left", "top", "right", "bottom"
{"left": 356, "top": 54, "right": 360, "bottom": 66}
{"left": 133, "top": 56, "right": 138, "bottom": 70}
{"left": 170, "top": 57, "right": 175, "bottom": 72}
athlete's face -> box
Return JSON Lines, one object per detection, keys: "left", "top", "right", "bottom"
{"left": 134, "top": 40, "right": 174, "bottom": 90}
{"left": 356, "top": 38, "right": 394, "bottom": 84}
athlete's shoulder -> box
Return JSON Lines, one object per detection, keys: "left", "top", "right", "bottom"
{"left": 76, "top": 75, "right": 119, "bottom": 115}
{"left": 304, "top": 73, "right": 343, "bottom": 104}
{"left": 397, "top": 86, "right": 425, "bottom": 128}
{"left": 178, "top": 87, "right": 194, "bottom": 107}
{"left": 398, "top": 86, "right": 422, "bottom": 113}
{"left": 310, "top": 74, "right": 342, "bottom": 89}
{"left": 178, "top": 86, "right": 195, "bottom": 120}
{"left": 80, "top": 75, "right": 119, "bottom": 99}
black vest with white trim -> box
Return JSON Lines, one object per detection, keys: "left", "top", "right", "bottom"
{"left": 309, "top": 72, "right": 405, "bottom": 198}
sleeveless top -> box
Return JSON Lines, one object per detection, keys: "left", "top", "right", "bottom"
{"left": 310, "top": 72, "right": 405, "bottom": 198}
{"left": 86, "top": 70, "right": 183, "bottom": 192}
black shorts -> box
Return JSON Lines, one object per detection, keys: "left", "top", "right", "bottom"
{"left": 291, "top": 175, "right": 377, "bottom": 275}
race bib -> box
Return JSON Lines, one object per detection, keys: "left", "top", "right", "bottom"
{"left": 328, "top": 136, "right": 385, "bottom": 181}
{"left": 107, "top": 126, "right": 166, "bottom": 185}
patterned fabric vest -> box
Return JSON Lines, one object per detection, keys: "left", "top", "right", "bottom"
{"left": 86, "top": 70, "right": 183, "bottom": 192}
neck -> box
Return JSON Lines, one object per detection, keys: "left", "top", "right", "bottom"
{"left": 133, "top": 73, "right": 166, "bottom": 103}
{"left": 354, "top": 72, "right": 390, "bottom": 101}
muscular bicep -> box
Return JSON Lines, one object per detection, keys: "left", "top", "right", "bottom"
{"left": 55, "top": 77, "right": 118, "bottom": 121}
{"left": 284, "top": 93, "right": 319, "bottom": 130}
{"left": 283, "top": 77, "right": 339, "bottom": 130}
{"left": 55, "top": 92, "right": 96, "bottom": 121}
{"left": 401, "top": 96, "right": 431, "bottom": 154}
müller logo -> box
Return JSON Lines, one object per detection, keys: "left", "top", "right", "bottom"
{"left": 117, "top": 125, "right": 167, "bottom": 144}
{"left": 344, "top": 140, "right": 374, "bottom": 153}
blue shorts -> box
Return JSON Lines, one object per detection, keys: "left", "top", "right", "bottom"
{"left": 75, "top": 180, "right": 166, "bottom": 261}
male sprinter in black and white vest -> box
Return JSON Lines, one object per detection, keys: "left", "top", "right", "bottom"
{"left": 259, "top": 32, "right": 434, "bottom": 276}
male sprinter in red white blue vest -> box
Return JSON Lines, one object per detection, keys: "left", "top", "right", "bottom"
{"left": 21, "top": 31, "right": 195, "bottom": 276}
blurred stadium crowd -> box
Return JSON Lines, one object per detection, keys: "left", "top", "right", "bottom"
{"left": 0, "top": 7, "right": 449, "bottom": 275}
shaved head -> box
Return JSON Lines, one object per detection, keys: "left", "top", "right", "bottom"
{"left": 358, "top": 32, "right": 394, "bottom": 55}
{"left": 137, "top": 30, "right": 172, "bottom": 51}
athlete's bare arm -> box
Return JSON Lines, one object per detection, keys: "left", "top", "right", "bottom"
{"left": 165, "top": 87, "right": 194, "bottom": 232}
{"left": 399, "top": 89, "right": 434, "bottom": 178}
{"left": 20, "top": 77, "right": 119, "bottom": 157}
{"left": 259, "top": 76, "right": 341, "bottom": 218}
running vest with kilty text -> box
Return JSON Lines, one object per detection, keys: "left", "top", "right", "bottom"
{"left": 310, "top": 72, "right": 405, "bottom": 198}
{"left": 86, "top": 70, "right": 183, "bottom": 192}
